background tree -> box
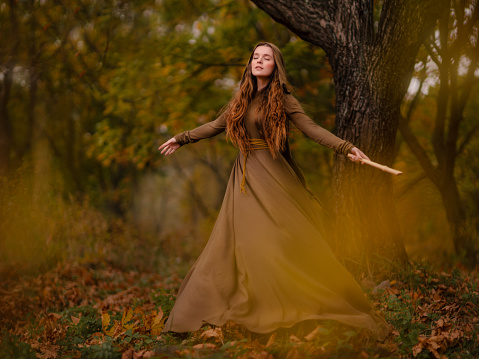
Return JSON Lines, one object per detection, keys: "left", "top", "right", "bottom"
{"left": 0, "top": 0, "right": 338, "bottom": 270}
{"left": 2, "top": 0, "right": 476, "bottom": 273}
{"left": 250, "top": 0, "right": 447, "bottom": 266}
{"left": 398, "top": 0, "right": 479, "bottom": 265}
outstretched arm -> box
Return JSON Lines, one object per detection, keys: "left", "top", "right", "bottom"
{"left": 285, "top": 95, "right": 369, "bottom": 162}
{"left": 158, "top": 113, "right": 227, "bottom": 156}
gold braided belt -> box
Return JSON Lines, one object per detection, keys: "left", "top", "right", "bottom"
{"left": 240, "top": 138, "right": 270, "bottom": 194}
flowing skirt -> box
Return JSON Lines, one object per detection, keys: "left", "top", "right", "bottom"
{"left": 164, "top": 149, "right": 388, "bottom": 339}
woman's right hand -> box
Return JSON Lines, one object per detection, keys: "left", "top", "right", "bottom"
{"left": 158, "top": 137, "right": 180, "bottom": 156}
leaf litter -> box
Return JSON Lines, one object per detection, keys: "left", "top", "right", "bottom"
{"left": 0, "top": 261, "right": 477, "bottom": 358}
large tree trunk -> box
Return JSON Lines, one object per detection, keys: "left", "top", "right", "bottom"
{"left": 251, "top": 0, "right": 445, "bottom": 265}
{"left": 441, "top": 177, "right": 473, "bottom": 259}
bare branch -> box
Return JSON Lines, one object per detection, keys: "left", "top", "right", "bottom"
{"left": 395, "top": 173, "right": 427, "bottom": 198}
{"left": 431, "top": 9, "right": 450, "bottom": 169}
{"left": 398, "top": 116, "right": 442, "bottom": 189}
{"left": 406, "top": 68, "right": 427, "bottom": 124}
{"left": 424, "top": 38, "right": 442, "bottom": 66}
{"left": 457, "top": 123, "right": 479, "bottom": 156}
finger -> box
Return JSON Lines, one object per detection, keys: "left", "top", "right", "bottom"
{"left": 162, "top": 145, "right": 173, "bottom": 155}
{"left": 158, "top": 141, "right": 171, "bottom": 150}
{"left": 359, "top": 152, "right": 370, "bottom": 161}
{"left": 356, "top": 150, "right": 370, "bottom": 161}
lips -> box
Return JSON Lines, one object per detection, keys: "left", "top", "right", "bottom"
{"left": 255, "top": 66, "right": 263, "bottom": 70}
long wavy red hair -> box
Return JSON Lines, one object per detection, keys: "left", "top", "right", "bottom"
{"left": 224, "top": 42, "right": 290, "bottom": 158}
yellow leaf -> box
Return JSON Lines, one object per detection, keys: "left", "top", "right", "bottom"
{"left": 151, "top": 311, "right": 166, "bottom": 336}
{"left": 101, "top": 312, "right": 111, "bottom": 332}
{"left": 122, "top": 306, "right": 134, "bottom": 326}
{"left": 124, "top": 319, "right": 141, "bottom": 331}
{"left": 106, "top": 321, "right": 120, "bottom": 337}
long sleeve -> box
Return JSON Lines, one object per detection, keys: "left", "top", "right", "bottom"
{"left": 174, "top": 113, "right": 227, "bottom": 146}
{"left": 285, "top": 95, "right": 354, "bottom": 155}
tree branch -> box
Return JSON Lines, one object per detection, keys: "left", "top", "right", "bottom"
{"left": 398, "top": 116, "right": 442, "bottom": 189}
{"left": 431, "top": 9, "right": 450, "bottom": 170}
{"left": 424, "top": 38, "right": 442, "bottom": 66}
{"left": 395, "top": 173, "right": 427, "bottom": 198}
{"left": 250, "top": 0, "right": 336, "bottom": 52}
{"left": 457, "top": 123, "right": 479, "bottom": 156}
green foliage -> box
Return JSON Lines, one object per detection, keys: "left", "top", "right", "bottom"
{"left": 150, "top": 288, "right": 177, "bottom": 315}
{"left": 80, "top": 341, "right": 121, "bottom": 359}
{"left": 60, "top": 306, "right": 102, "bottom": 341}
{"left": 371, "top": 262, "right": 479, "bottom": 358}
{"left": 384, "top": 292, "right": 428, "bottom": 357}
{"left": 0, "top": 332, "right": 36, "bottom": 359}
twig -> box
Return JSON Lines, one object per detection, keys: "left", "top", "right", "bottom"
{"left": 347, "top": 155, "right": 403, "bottom": 176}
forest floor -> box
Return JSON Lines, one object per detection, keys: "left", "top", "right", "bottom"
{"left": 0, "top": 260, "right": 478, "bottom": 359}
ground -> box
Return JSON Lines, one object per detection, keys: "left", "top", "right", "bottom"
{"left": 0, "top": 261, "right": 478, "bottom": 358}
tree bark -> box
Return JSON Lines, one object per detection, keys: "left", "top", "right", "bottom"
{"left": 251, "top": 0, "right": 446, "bottom": 265}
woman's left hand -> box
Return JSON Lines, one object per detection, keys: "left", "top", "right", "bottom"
{"left": 348, "top": 147, "right": 370, "bottom": 163}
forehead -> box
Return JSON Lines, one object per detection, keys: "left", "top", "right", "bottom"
{"left": 253, "top": 46, "right": 274, "bottom": 57}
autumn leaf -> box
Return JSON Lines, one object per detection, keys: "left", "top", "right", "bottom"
{"left": 71, "top": 315, "right": 81, "bottom": 325}
{"left": 102, "top": 311, "right": 111, "bottom": 332}
{"left": 266, "top": 332, "right": 276, "bottom": 347}
{"left": 412, "top": 342, "right": 424, "bottom": 357}
{"left": 200, "top": 327, "right": 223, "bottom": 341}
{"left": 289, "top": 335, "right": 303, "bottom": 344}
{"left": 122, "top": 348, "right": 157, "bottom": 359}
{"left": 151, "top": 310, "right": 165, "bottom": 336}
{"left": 122, "top": 306, "right": 135, "bottom": 329}
{"left": 193, "top": 343, "right": 217, "bottom": 349}
{"left": 304, "top": 326, "right": 320, "bottom": 341}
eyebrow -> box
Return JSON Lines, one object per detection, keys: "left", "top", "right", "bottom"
{"left": 253, "top": 53, "right": 272, "bottom": 57}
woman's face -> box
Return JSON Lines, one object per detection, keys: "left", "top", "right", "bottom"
{"left": 251, "top": 45, "right": 275, "bottom": 79}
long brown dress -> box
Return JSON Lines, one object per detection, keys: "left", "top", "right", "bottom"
{"left": 165, "top": 91, "right": 389, "bottom": 339}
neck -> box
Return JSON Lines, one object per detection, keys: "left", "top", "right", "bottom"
{"left": 256, "top": 77, "right": 270, "bottom": 92}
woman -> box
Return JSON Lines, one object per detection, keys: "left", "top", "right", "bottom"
{"left": 158, "top": 42, "right": 389, "bottom": 339}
